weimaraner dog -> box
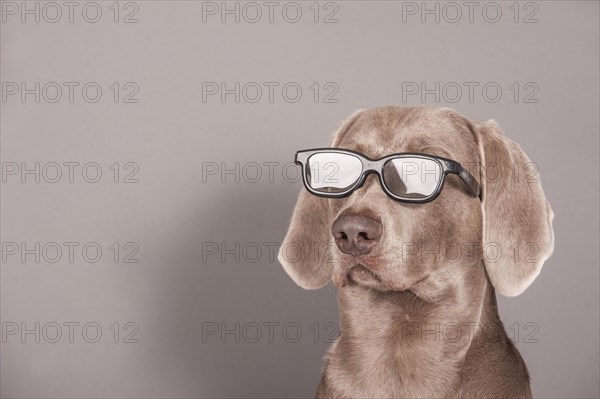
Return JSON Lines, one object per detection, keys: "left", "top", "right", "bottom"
{"left": 278, "top": 106, "right": 554, "bottom": 398}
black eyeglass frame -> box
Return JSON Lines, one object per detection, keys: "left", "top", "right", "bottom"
{"left": 295, "top": 148, "right": 481, "bottom": 204}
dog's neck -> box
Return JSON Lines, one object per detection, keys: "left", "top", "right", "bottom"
{"left": 326, "top": 260, "right": 498, "bottom": 398}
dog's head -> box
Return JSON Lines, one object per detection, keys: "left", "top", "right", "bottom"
{"left": 279, "top": 107, "right": 554, "bottom": 297}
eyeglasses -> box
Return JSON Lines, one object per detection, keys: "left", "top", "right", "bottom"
{"left": 295, "top": 148, "right": 481, "bottom": 203}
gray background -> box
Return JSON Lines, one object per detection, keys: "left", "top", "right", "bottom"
{"left": 1, "top": 1, "right": 598, "bottom": 398}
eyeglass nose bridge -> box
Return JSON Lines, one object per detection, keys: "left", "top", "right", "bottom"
{"left": 362, "top": 159, "right": 381, "bottom": 170}
{"left": 355, "top": 160, "right": 385, "bottom": 191}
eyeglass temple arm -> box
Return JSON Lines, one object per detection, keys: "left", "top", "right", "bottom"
{"left": 447, "top": 161, "right": 481, "bottom": 200}
{"left": 460, "top": 169, "right": 482, "bottom": 199}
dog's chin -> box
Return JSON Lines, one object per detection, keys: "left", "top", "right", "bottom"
{"left": 347, "top": 264, "right": 384, "bottom": 290}
{"left": 337, "top": 263, "right": 428, "bottom": 296}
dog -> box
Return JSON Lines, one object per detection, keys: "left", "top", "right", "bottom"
{"left": 278, "top": 106, "right": 554, "bottom": 398}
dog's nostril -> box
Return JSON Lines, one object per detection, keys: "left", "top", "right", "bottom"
{"left": 358, "top": 232, "right": 370, "bottom": 240}
{"left": 340, "top": 232, "right": 348, "bottom": 240}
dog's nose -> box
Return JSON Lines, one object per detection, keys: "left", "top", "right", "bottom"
{"left": 332, "top": 215, "right": 382, "bottom": 255}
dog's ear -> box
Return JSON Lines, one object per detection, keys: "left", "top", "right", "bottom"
{"left": 278, "top": 110, "right": 364, "bottom": 289}
{"left": 477, "top": 121, "right": 554, "bottom": 297}
{"left": 278, "top": 189, "right": 333, "bottom": 289}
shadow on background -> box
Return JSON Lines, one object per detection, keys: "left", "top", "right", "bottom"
{"left": 143, "top": 176, "right": 339, "bottom": 398}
